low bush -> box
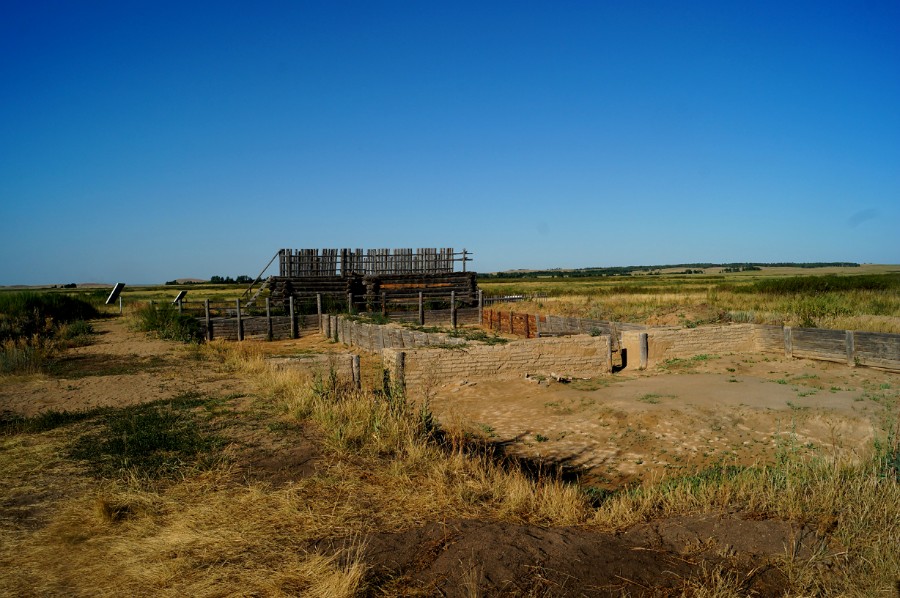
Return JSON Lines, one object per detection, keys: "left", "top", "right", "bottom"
{"left": 0, "top": 292, "right": 100, "bottom": 342}
{"left": 132, "top": 303, "right": 203, "bottom": 343}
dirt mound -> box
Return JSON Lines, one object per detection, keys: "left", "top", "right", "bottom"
{"left": 323, "top": 514, "right": 811, "bottom": 596}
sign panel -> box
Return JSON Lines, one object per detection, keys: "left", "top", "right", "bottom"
{"left": 173, "top": 290, "right": 187, "bottom": 304}
{"left": 106, "top": 282, "right": 125, "bottom": 305}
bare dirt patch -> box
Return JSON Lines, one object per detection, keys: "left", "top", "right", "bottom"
{"left": 0, "top": 319, "right": 250, "bottom": 416}
{"left": 326, "top": 514, "right": 817, "bottom": 596}
{"left": 429, "top": 352, "right": 899, "bottom": 487}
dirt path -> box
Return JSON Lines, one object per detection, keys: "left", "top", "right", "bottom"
{"left": 0, "top": 318, "right": 251, "bottom": 416}
{"left": 430, "top": 352, "right": 899, "bottom": 486}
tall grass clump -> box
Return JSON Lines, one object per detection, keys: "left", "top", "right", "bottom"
{"left": 0, "top": 292, "right": 99, "bottom": 341}
{"left": 0, "top": 292, "right": 100, "bottom": 374}
{"left": 590, "top": 443, "right": 900, "bottom": 595}
{"left": 131, "top": 302, "right": 203, "bottom": 343}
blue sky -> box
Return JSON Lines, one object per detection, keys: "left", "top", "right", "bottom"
{"left": 2, "top": 1, "right": 898, "bottom": 284}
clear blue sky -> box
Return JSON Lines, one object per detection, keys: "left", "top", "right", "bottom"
{"left": 2, "top": 1, "right": 898, "bottom": 284}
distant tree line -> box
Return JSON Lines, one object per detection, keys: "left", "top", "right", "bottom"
{"left": 164, "top": 275, "right": 253, "bottom": 286}
{"left": 479, "top": 262, "right": 859, "bottom": 280}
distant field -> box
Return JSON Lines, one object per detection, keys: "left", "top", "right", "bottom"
{"left": 480, "top": 265, "right": 900, "bottom": 333}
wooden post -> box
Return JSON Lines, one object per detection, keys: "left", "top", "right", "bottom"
{"left": 323, "top": 312, "right": 331, "bottom": 339}
{"left": 418, "top": 292, "right": 424, "bottom": 326}
{"left": 290, "top": 296, "right": 297, "bottom": 339}
{"left": 266, "top": 297, "right": 273, "bottom": 341}
{"left": 149, "top": 299, "right": 154, "bottom": 309}
{"left": 783, "top": 326, "right": 793, "bottom": 359}
{"left": 477, "top": 289, "right": 483, "bottom": 326}
{"left": 451, "top": 291, "right": 457, "bottom": 329}
{"left": 534, "top": 313, "right": 541, "bottom": 337}
{"left": 205, "top": 299, "right": 212, "bottom": 341}
{"left": 119, "top": 296, "right": 123, "bottom": 314}
{"left": 395, "top": 351, "right": 406, "bottom": 390}
{"left": 606, "top": 336, "right": 613, "bottom": 374}
{"left": 524, "top": 314, "right": 530, "bottom": 338}
{"left": 845, "top": 330, "right": 856, "bottom": 366}
{"left": 177, "top": 300, "right": 183, "bottom": 315}
{"left": 316, "top": 293, "right": 322, "bottom": 332}
{"left": 509, "top": 311, "right": 514, "bottom": 334}
{"left": 381, "top": 291, "right": 387, "bottom": 317}
{"left": 351, "top": 354, "right": 361, "bottom": 389}
{"left": 639, "top": 332, "right": 648, "bottom": 370}
{"left": 236, "top": 299, "right": 243, "bottom": 341}
{"left": 347, "top": 292, "right": 353, "bottom": 314}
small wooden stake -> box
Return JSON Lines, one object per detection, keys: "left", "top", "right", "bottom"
{"left": 290, "top": 296, "right": 296, "bottom": 339}
{"left": 351, "top": 354, "right": 361, "bottom": 389}
{"left": 451, "top": 291, "right": 457, "bottom": 329}
{"left": 418, "top": 292, "right": 425, "bottom": 326}
{"left": 236, "top": 299, "right": 243, "bottom": 341}
{"left": 316, "top": 293, "right": 322, "bottom": 332}
{"left": 205, "top": 299, "right": 211, "bottom": 341}
{"left": 639, "top": 332, "right": 648, "bottom": 370}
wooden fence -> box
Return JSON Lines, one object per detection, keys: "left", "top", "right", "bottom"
{"left": 481, "top": 309, "right": 645, "bottom": 348}
{"left": 162, "top": 289, "right": 480, "bottom": 342}
{"left": 278, "top": 248, "right": 471, "bottom": 277}
{"left": 481, "top": 292, "right": 548, "bottom": 306}
{"left": 761, "top": 325, "right": 900, "bottom": 370}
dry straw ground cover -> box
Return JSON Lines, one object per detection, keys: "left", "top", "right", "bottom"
{"left": 0, "top": 310, "right": 898, "bottom": 595}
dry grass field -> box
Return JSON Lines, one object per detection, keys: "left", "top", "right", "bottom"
{"left": 1, "top": 279, "right": 899, "bottom": 596}
{"left": 480, "top": 265, "right": 900, "bottom": 333}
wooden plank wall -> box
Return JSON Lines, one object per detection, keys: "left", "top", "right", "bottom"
{"left": 481, "top": 309, "right": 643, "bottom": 348}
{"left": 198, "top": 316, "right": 319, "bottom": 341}
{"left": 854, "top": 332, "right": 900, "bottom": 369}
{"left": 278, "top": 248, "right": 459, "bottom": 277}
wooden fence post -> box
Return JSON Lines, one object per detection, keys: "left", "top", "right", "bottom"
{"left": 451, "top": 291, "right": 457, "bottom": 329}
{"left": 477, "top": 289, "right": 483, "bottom": 326}
{"left": 236, "top": 299, "right": 243, "bottom": 341}
{"left": 783, "top": 326, "right": 793, "bottom": 358}
{"left": 395, "top": 351, "right": 406, "bottom": 391}
{"left": 351, "top": 354, "right": 361, "bottom": 389}
{"left": 418, "top": 292, "right": 424, "bottom": 326}
{"left": 639, "top": 332, "right": 648, "bottom": 370}
{"left": 177, "top": 300, "right": 183, "bottom": 315}
{"left": 509, "top": 311, "right": 514, "bottom": 334}
{"left": 845, "top": 330, "right": 856, "bottom": 366}
{"left": 266, "top": 297, "right": 273, "bottom": 341}
{"left": 606, "top": 336, "right": 613, "bottom": 374}
{"left": 381, "top": 292, "right": 387, "bottom": 317}
{"left": 290, "top": 296, "right": 297, "bottom": 339}
{"left": 524, "top": 314, "right": 530, "bottom": 338}
{"left": 205, "top": 299, "right": 211, "bottom": 341}
{"left": 119, "top": 296, "right": 123, "bottom": 315}
{"left": 316, "top": 293, "right": 322, "bottom": 332}
{"left": 534, "top": 313, "right": 541, "bottom": 337}
{"left": 347, "top": 292, "right": 353, "bottom": 315}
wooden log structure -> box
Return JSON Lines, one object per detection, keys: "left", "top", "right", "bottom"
{"left": 268, "top": 272, "right": 478, "bottom": 307}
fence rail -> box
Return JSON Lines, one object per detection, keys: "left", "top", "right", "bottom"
{"left": 481, "top": 292, "right": 548, "bottom": 307}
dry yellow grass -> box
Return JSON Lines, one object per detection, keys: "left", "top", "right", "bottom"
{"left": 2, "top": 338, "right": 898, "bottom": 596}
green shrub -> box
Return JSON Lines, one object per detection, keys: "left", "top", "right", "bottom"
{"left": 748, "top": 273, "right": 900, "bottom": 295}
{"left": 132, "top": 303, "right": 203, "bottom": 343}
{"left": 0, "top": 292, "right": 100, "bottom": 342}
